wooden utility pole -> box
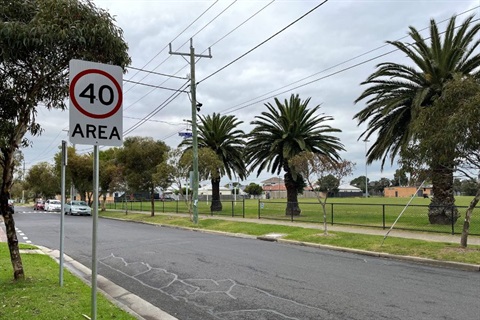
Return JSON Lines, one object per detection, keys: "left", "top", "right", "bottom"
{"left": 169, "top": 39, "right": 212, "bottom": 223}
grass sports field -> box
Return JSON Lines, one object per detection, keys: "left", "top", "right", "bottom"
{"left": 105, "top": 196, "right": 480, "bottom": 235}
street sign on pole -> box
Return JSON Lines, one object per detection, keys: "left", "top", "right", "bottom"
{"left": 69, "top": 59, "right": 123, "bottom": 146}
{"left": 69, "top": 59, "right": 123, "bottom": 320}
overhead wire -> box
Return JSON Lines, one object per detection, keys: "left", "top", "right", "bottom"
{"left": 123, "top": 79, "right": 188, "bottom": 92}
{"left": 123, "top": 0, "right": 220, "bottom": 94}
{"left": 126, "top": 66, "right": 188, "bottom": 80}
{"left": 123, "top": 81, "right": 190, "bottom": 137}
{"left": 122, "top": 1, "right": 239, "bottom": 113}
{"left": 197, "top": 0, "right": 330, "bottom": 84}
{"left": 217, "top": 6, "right": 480, "bottom": 114}
{"left": 121, "top": 1, "right": 277, "bottom": 143}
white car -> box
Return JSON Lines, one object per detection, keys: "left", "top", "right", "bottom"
{"left": 64, "top": 200, "right": 92, "bottom": 216}
{"left": 45, "top": 199, "right": 61, "bottom": 212}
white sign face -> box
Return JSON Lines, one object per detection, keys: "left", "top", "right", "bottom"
{"left": 69, "top": 59, "right": 123, "bottom": 146}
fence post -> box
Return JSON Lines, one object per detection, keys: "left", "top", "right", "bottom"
{"left": 231, "top": 200, "right": 234, "bottom": 217}
{"left": 451, "top": 206, "right": 455, "bottom": 235}
{"left": 291, "top": 202, "right": 294, "bottom": 222}
{"left": 243, "top": 198, "right": 245, "bottom": 218}
{"left": 331, "top": 203, "right": 334, "bottom": 225}
{"left": 258, "top": 199, "right": 260, "bottom": 219}
{"left": 382, "top": 204, "right": 386, "bottom": 229}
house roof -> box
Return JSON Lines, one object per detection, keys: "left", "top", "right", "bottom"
{"left": 261, "top": 177, "right": 284, "bottom": 185}
{"left": 263, "top": 184, "right": 287, "bottom": 191}
{"left": 338, "top": 184, "right": 362, "bottom": 192}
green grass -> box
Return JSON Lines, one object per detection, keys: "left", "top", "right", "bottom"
{"left": 100, "top": 210, "right": 480, "bottom": 265}
{"left": 105, "top": 196, "right": 480, "bottom": 235}
{"left": 0, "top": 243, "right": 136, "bottom": 320}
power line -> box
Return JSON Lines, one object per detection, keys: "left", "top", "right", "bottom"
{"left": 198, "top": 0, "right": 330, "bottom": 84}
{"left": 126, "top": 66, "right": 188, "bottom": 80}
{"left": 205, "top": 0, "right": 276, "bottom": 50}
{"left": 123, "top": 81, "right": 190, "bottom": 136}
{"left": 122, "top": 1, "right": 235, "bottom": 113}
{"left": 123, "top": 0, "right": 220, "bottom": 94}
{"left": 123, "top": 79, "right": 188, "bottom": 92}
{"left": 219, "top": 7, "right": 480, "bottom": 114}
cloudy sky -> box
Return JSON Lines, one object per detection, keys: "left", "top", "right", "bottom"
{"left": 23, "top": 0, "right": 479, "bottom": 186}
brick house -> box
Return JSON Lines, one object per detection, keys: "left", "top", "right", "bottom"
{"left": 384, "top": 185, "right": 433, "bottom": 198}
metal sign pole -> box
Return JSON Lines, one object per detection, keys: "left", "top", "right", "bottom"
{"left": 59, "top": 140, "right": 67, "bottom": 286}
{"left": 91, "top": 145, "right": 99, "bottom": 320}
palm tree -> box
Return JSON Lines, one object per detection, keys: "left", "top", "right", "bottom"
{"left": 180, "top": 113, "right": 247, "bottom": 212}
{"left": 354, "top": 15, "right": 480, "bottom": 224}
{"left": 246, "top": 94, "right": 344, "bottom": 215}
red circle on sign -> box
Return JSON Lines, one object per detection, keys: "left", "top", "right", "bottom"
{"left": 70, "top": 69, "right": 122, "bottom": 119}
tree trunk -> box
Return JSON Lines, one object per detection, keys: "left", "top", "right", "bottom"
{"left": 210, "top": 177, "right": 222, "bottom": 212}
{"left": 1, "top": 148, "right": 24, "bottom": 280}
{"left": 428, "top": 164, "right": 459, "bottom": 225}
{"left": 2, "top": 211, "right": 24, "bottom": 280}
{"left": 101, "top": 194, "right": 106, "bottom": 211}
{"left": 460, "top": 188, "right": 480, "bottom": 248}
{"left": 284, "top": 170, "right": 301, "bottom": 216}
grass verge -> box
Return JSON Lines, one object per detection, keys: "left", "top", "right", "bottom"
{"left": 101, "top": 210, "right": 480, "bottom": 265}
{"left": 0, "top": 243, "right": 136, "bottom": 320}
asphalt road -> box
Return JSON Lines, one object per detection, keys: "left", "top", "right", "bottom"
{"left": 9, "top": 207, "right": 480, "bottom": 320}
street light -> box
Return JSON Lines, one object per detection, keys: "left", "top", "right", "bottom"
{"left": 364, "top": 139, "right": 369, "bottom": 198}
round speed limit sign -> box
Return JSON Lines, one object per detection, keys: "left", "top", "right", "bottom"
{"left": 70, "top": 69, "right": 122, "bottom": 119}
{"left": 69, "top": 59, "right": 123, "bottom": 146}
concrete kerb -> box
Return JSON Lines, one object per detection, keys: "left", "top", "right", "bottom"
{"left": 102, "top": 215, "right": 480, "bottom": 273}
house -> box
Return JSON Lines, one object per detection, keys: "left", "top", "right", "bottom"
{"left": 261, "top": 177, "right": 286, "bottom": 199}
{"left": 337, "top": 184, "right": 363, "bottom": 197}
{"left": 384, "top": 185, "right": 433, "bottom": 198}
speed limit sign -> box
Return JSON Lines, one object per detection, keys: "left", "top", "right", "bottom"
{"left": 69, "top": 59, "right": 123, "bottom": 146}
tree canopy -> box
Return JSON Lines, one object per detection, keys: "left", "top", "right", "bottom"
{"left": 0, "top": 0, "right": 131, "bottom": 280}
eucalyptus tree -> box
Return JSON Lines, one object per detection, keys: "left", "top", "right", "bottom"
{"left": 354, "top": 15, "right": 480, "bottom": 224}
{"left": 25, "top": 162, "right": 58, "bottom": 199}
{"left": 0, "top": 0, "right": 130, "bottom": 280}
{"left": 180, "top": 113, "right": 247, "bottom": 212}
{"left": 246, "top": 94, "right": 344, "bottom": 216}
{"left": 116, "top": 136, "right": 170, "bottom": 217}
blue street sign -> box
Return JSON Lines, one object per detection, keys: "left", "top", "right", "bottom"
{"left": 179, "top": 132, "right": 193, "bottom": 138}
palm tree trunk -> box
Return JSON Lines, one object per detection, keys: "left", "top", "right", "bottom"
{"left": 284, "top": 171, "right": 301, "bottom": 216}
{"left": 210, "top": 177, "right": 222, "bottom": 212}
{"left": 428, "top": 163, "right": 459, "bottom": 225}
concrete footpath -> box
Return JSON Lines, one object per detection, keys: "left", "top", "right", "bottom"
{"left": 1, "top": 214, "right": 480, "bottom": 320}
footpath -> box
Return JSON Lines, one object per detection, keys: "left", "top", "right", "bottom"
{"left": 1, "top": 213, "right": 480, "bottom": 320}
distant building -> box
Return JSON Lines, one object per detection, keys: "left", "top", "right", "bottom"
{"left": 261, "top": 177, "right": 286, "bottom": 199}
{"left": 384, "top": 185, "right": 433, "bottom": 198}
{"left": 337, "top": 184, "right": 363, "bottom": 197}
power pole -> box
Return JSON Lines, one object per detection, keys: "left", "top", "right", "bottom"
{"left": 169, "top": 39, "right": 212, "bottom": 224}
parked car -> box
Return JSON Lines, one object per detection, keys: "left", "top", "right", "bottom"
{"left": 45, "top": 199, "right": 61, "bottom": 212}
{"left": 64, "top": 200, "right": 92, "bottom": 216}
{"left": 34, "top": 200, "right": 45, "bottom": 211}
{"left": 160, "top": 195, "right": 175, "bottom": 201}
{"left": 7, "top": 199, "right": 14, "bottom": 214}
